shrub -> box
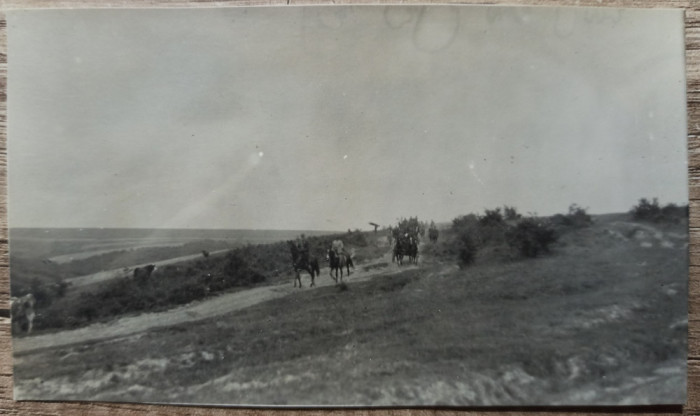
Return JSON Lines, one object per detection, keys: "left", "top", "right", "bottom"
{"left": 503, "top": 206, "right": 522, "bottom": 221}
{"left": 343, "top": 231, "right": 369, "bottom": 247}
{"left": 566, "top": 204, "right": 592, "bottom": 228}
{"left": 631, "top": 198, "right": 662, "bottom": 222}
{"left": 660, "top": 203, "right": 689, "bottom": 222}
{"left": 631, "top": 198, "right": 688, "bottom": 223}
{"left": 223, "top": 251, "right": 266, "bottom": 286}
{"left": 457, "top": 233, "right": 478, "bottom": 267}
{"left": 479, "top": 208, "right": 504, "bottom": 227}
{"left": 452, "top": 214, "right": 479, "bottom": 234}
{"left": 506, "top": 218, "right": 557, "bottom": 258}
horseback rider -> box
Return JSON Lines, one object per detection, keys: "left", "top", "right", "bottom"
{"left": 332, "top": 239, "right": 344, "bottom": 256}
{"left": 298, "top": 234, "right": 310, "bottom": 267}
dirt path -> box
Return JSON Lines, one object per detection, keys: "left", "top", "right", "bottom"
{"left": 14, "top": 249, "right": 416, "bottom": 355}
{"left": 607, "top": 221, "right": 688, "bottom": 249}
{"left": 64, "top": 249, "right": 230, "bottom": 288}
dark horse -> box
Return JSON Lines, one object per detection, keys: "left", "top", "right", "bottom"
{"left": 429, "top": 227, "right": 439, "bottom": 243}
{"left": 327, "top": 248, "right": 354, "bottom": 283}
{"left": 407, "top": 238, "right": 419, "bottom": 264}
{"left": 288, "top": 241, "right": 320, "bottom": 288}
{"left": 392, "top": 239, "right": 405, "bottom": 265}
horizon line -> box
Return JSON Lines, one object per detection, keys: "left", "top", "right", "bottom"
{"left": 7, "top": 209, "right": 657, "bottom": 232}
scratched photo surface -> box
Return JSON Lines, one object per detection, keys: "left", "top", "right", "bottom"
{"left": 7, "top": 5, "right": 688, "bottom": 406}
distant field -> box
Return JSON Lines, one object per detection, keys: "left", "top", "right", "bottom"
{"left": 10, "top": 228, "right": 336, "bottom": 259}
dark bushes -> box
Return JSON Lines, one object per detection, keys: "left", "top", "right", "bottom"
{"left": 506, "top": 218, "right": 558, "bottom": 258}
{"left": 457, "top": 233, "right": 478, "bottom": 267}
{"left": 552, "top": 204, "right": 592, "bottom": 228}
{"left": 503, "top": 206, "right": 522, "bottom": 221}
{"left": 631, "top": 198, "right": 688, "bottom": 223}
{"left": 450, "top": 206, "right": 560, "bottom": 266}
{"left": 222, "top": 251, "right": 266, "bottom": 286}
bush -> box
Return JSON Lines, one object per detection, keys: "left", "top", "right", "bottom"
{"left": 457, "top": 233, "right": 478, "bottom": 267}
{"left": 631, "top": 198, "right": 662, "bottom": 222}
{"left": 503, "top": 206, "right": 522, "bottom": 221}
{"left": 343, "top": 231, "right": 369, "bottom": 247}
{"left": 223, "top": 252, "right": 266, "bottom": 286}
{"left": 661, "top": 203, "right": 689, "bottom": 220}
{"left": 479, "top": 208, "right": 504, "bottom": 227}
{"left": 506, "top": 218, "right": 557, "bottom": 258}
{"left": 452, "top": 214, "right": 479, "bottom": 234}
{"left": 631, "top": 198, "right": 688, "bottom": 223}
{"left": 566, "top": 204, "right": 592, "bottom": 228}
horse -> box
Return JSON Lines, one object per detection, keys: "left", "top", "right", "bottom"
{"left": 288, "top": 241, "right": 320, "bottom": 288}
{"left": 407, "top": 238, "right": 419, "bottom": 264}
{"left": 429, "top": 227, "right": 439, "bottom": 243}
{"left": 393, "top": 239, "right": 405, "bottom": 265}
{"left": 11, "top": 293, "right": 36, "bottom": 335}
{"left": 327, "top": 248, "right": 353, "bottom": 283}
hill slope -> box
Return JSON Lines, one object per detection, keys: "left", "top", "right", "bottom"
{"left": 13, "top": 216, "right": 687, "bottom": 405}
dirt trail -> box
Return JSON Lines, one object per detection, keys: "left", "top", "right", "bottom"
{"left": 14, "top": 249, "right": 416, "bottom": 355}
{"left": 607, "top": 221, "right": 687, "bottom": 249}
{"left": 64, "top": 249, "right": 230, "bottom": 288}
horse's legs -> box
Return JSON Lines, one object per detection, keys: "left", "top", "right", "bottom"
{"left": 309, "top": 268, "right": 316, "bottom": 287}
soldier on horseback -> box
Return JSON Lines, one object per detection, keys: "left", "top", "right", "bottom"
{"left": 297, "top": 234, "right": 310, "bottom": 268}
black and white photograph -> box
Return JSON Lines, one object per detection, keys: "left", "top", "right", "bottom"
{"left": 7, "top": 4, "right": 689, "bottom": 406}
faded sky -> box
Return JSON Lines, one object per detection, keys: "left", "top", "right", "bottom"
{"left": 7, "top": 5, "right": 688, "bottom": 230}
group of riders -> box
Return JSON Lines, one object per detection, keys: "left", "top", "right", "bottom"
{"left": 289, "top": 218, "right": 441, "bottom": 287}
{"left": 389, "top": 229, "right": 420, "bottom": 265}
{"left": 289, "top": 234, "right": 355, "bottom": 287}
{"left": 289, "top": 221, "right": 438, "bottom": 288}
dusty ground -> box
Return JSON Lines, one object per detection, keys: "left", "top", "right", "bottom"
{"left": 12, "top": 218, "right": 687, "bottom": 406}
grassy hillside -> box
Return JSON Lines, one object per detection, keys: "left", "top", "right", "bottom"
{"left": 14, "top": 215, "right": 687, "bottom": 405}
{"left": 21, "top": 230, "right": 387, "bottom": 331}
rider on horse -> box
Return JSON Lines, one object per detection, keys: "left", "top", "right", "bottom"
{"left": 297, "top": 234, "right": 310, "bottom": 268}
{"left": 332, "top": 239, "right": 344, "bottom": 256}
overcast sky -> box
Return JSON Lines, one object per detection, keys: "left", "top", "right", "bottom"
{"left": 7, "top": 5, "right": 688, "bottom": 231}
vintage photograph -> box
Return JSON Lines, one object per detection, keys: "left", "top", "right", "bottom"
{"left": 7, "top": 5, "right": 688, "bottom": 406}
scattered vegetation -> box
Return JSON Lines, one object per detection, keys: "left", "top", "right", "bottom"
{"left": 27, "top": 230, "right": 383, "bottom": 331}
{"left": 447, "top": 205, "right": 562, "bottom": 266}
{"left": 11, "top": 276, "right": 68, "bottom": 311}
{"left": 551, "top": 204, "right": 593, "bottom": 228}
{"left": 503, "top": 205, "right": 522, "bottom": 221}
{"left": 18, "top": 197, "right": 686, "bottom": 332}
{"left": 505, "top": 218, "right": 558, "bottom": 258}
{"left": 630, "top": 198, "right": 688, "bottom": 223}
{"left": 457, "top": 232, "right": 479, "bottom": 267}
